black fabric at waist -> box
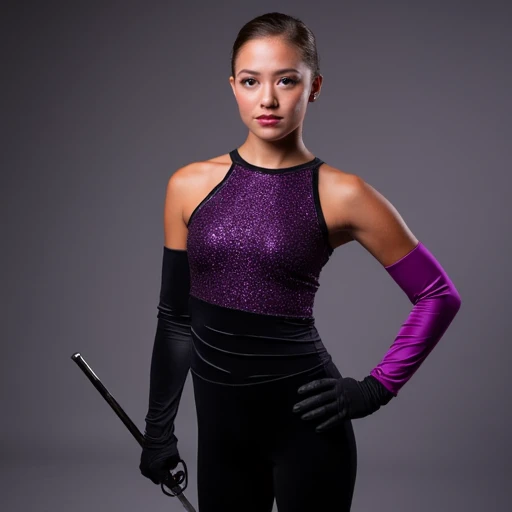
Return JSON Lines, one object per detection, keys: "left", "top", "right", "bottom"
{"left": 188, "top": 294, "right": 332, "bottom": 386}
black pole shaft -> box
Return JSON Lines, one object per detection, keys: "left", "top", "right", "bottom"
{"left": 71, "top": 352, "right": 145, "bottom": 446}
{"left": 70, "top": 351, "right": 189, "bottom": 498}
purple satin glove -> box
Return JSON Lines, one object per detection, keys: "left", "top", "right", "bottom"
{"left": 293, "top": 241, "right": 461, "bottom": 430}
{"left": 370, "top": 241, "right": 461, "bottom": 395}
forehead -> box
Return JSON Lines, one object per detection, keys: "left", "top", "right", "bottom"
{"left": 236, "top": 37, "right": 306, "bottom": 71}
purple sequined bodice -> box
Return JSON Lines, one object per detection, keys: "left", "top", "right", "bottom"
{"left": 186, "top": 148, "right": 334, "bottom": 318}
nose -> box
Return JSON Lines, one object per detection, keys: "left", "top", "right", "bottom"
{"left": 260, "top": 86, "right": 278, "bottom": 108}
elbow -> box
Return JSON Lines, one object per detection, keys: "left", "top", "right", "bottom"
{"left": 440, "top": 286, "right": 461, "bottom": 322}
{"left": 450, "top": 288, "right": 462, "bottom": 315}
{"left": 447, "top": 276, "right": 462, "bottom": 314}
{"left": 427, "top": 275, "right": 462, "bottom": 317}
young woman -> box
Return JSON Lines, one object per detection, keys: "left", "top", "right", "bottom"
{"left": 139, "top": 12, "right": 461, "bottom": 512}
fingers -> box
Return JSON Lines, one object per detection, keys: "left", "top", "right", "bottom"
{"left": 293, "top": 377, "right": 347, "bottom": 430}
{"left": 293, "top": 387, "right": 338, "bottom": 413}
{"left": 299, "top": 401, "right": 339, "bottom": 421}
{"left": 314, "top": 410, "right": 346, "bottom": 433}
{"left": 297, "top": 378, "right": 337, "bottom": 395}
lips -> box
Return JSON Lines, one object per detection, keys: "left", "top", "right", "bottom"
{"left": 257, "top": 115, "right": 282, "bottom": 119}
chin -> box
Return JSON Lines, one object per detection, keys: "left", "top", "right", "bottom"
{"left": 251, "top": 129, "right": 287, "bottom": 141}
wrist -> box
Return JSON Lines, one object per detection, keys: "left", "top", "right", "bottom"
{"left": 340, "top": 375, "right": 395, "bottom": 419}
{"left": 364, "top": 374, "right": 396, "bottom": 406}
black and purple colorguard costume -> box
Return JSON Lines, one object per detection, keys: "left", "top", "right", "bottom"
{"left": 140, "top": 148, "right": 461, "bottom": 511}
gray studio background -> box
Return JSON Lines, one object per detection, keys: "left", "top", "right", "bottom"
{"left": 2, "top": 1, "right": 511, "bottom": 511}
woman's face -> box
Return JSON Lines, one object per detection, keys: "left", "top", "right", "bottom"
{"left": 229, "top": 36, "right": 321, "bottom": 141}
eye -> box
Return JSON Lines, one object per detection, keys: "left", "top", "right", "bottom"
{"left": 280, "top": 77, "right": 297, "bottom": 86}
{"left": 239, "top": 77, "right": 299, "bottom": 87}
{"left": 240, "top": 78, "right": 257, "bottom": 87}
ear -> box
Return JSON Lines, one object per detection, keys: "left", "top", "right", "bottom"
{"left": 310, "top": 73, "right": 323, "bottom": 99}
{"left": 229, "top": 76, "right": 236, "bottom": 98}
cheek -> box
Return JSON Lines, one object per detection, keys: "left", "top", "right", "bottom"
{"left": 285, "top": 89, "right": 308, "bottom": 113}
{"left": 291, "top": 96, "right": 308, "bottom": 115}
{"left": 235, "top": 92, "right": 253, "bottom": 113}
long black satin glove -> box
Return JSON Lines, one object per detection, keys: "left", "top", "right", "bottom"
{"left": 139, "top": 247, "right": 192, "bottom": 485}
{"left": 292, "top": 374, "right": 396, "bottom": 433}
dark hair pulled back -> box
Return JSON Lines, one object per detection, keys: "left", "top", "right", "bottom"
{"left": 230, "top": 12, "right": 320, "bottom": 80}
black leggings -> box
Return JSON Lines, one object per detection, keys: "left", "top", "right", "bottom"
{"left": 189, "top": 295, "right": 357, "bottom": 511}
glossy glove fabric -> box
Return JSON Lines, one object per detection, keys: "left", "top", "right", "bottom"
{"left": 371, "top": 241, "right": 462, "bottom": 394}
{"left": 139, "top": 247, "right": 192, "bottom": 485}
{"left": 293, "top": 241, "right": 461, "bottom": 431}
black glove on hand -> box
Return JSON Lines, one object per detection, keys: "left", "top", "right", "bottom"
{"left": 292, "top": 374, "right": 396, "bottom": 432}
{"left": 139, "top": 247, "right": 192, "bottom": 485}
{"left": 140, "top": 433, "right": 182, "bottom": 485}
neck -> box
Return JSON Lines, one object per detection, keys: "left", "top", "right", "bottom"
{"left": 240, "top": 131, "right": 314, "bottom": 168}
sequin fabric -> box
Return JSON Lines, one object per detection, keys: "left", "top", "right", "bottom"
{"left": 186, "top": 148, "right": 334, "bottom": 318}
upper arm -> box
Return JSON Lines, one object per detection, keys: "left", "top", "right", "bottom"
{"left": 341, "top": 175, "right": 419, "bottom": 267}
{"left": 163, "top": 167, "right": 190, "bottom": 250}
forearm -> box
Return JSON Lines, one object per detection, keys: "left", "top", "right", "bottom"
{"left": 369, "top": 241, "right": 462, "bottom": 396}
{"left": 143, "top": 247, "right": 192, "bottom": 445}
{"left": 143, "top": 313, "right": 192, "bottom": 442}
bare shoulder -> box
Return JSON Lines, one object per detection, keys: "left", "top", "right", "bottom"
{"left": 318, "top": 161, "right": 363, "bottom": 196}
{"left": 318, "top": 161, "right": 418, "bottom": 265}
{"left": 163, "top": 159, "right": 210, "bottom": 250}
{"left": 168, "top": 152, "right": 231, "bottom": 191}
{"left": 317, "top": 161, "right": 366, "bottom": 236}
{"left": 164, "top": 153, "right": 233, "bottom": 247}
{"left": 166, "top": 159, "right": 207, "bottom": 191}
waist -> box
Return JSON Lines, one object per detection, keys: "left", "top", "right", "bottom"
{"left": 188, "top": 271, "right": 320, "bottom": 318}
{"left": 188, "top": 294, "right": 332, "bottom": 385}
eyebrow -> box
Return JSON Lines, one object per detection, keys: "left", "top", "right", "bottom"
{"left": 236, "top": 68, "right": 301, "bottom": 77}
